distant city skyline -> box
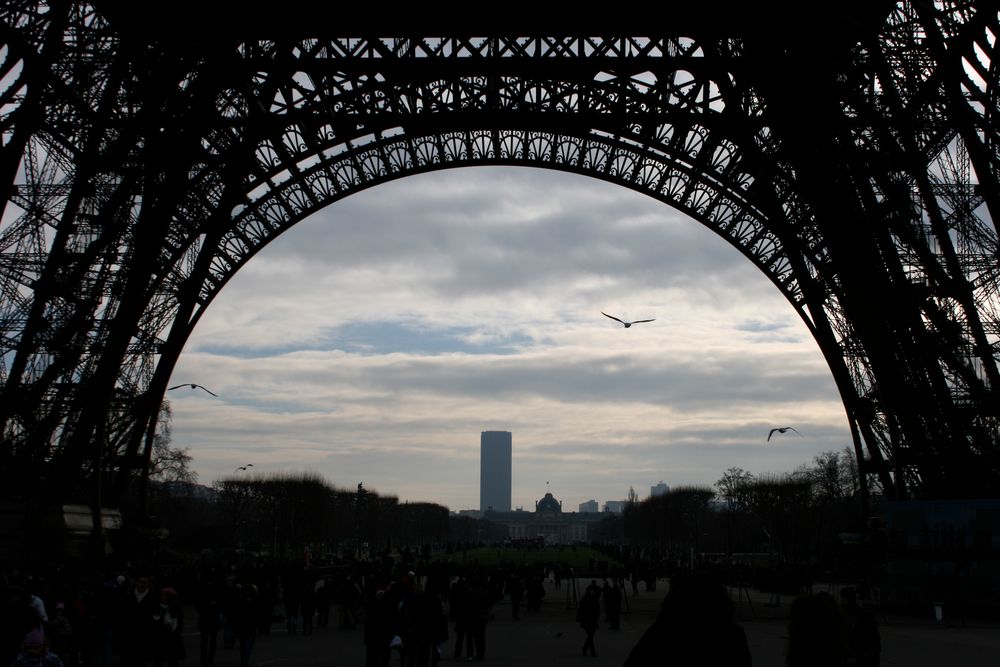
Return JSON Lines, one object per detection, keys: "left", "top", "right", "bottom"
{"left": 170, "top": 167, "right": 854, "bottom": 511}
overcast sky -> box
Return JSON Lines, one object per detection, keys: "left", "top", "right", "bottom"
{"left": 168, "top": 166, "right": 852, "bottom": 511}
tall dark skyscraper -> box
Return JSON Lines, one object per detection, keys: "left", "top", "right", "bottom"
{"left": 480, "top": 431, "right": 512, "bottom": 512}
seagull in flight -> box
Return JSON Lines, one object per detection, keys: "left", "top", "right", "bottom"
{"left": 234, "top": 464, "right": 254, "bottom": 472}
{"left": 767, "top": 426, "right": 802, "bottom": 442}
{"left": 602, "top": 312, "right": 655, "bottom": 328}
{"left": 168, "top": 383, "right": 218, "bottom": 397}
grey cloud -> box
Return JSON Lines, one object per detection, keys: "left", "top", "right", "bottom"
{"left": 735, "top": 318, "right": 805, "bottom": 344}
{"left": 253, "top": 168, "right": 772, "bottom": 303}
{"left": 177, "top": 341, "right": 845, "bottom": 418}
{"left": 263, "top": 351, "right": 839, "bottom": 410}
{"left": 736, "top": 319, "right": 792, "bottom": 333}
{"left": 197, "top": 321, "right": 536, "bottom": 358}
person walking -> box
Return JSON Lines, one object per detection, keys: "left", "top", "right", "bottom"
{"left": 576, "top": 588, "right": 600, "bottom": 658}
{"left": 152, "top": 588, "right": 184, "bottom": 667}
{"left": 841, "top": 587, "right": 881, "bottom": 667}
{"left": 119, "top": 575, "right": 157, "bottom": 667}
{"left": 603, "top": 582, "right": 622, "bottom": 630}
{"left": 300, "top": 579, "right": 315, "bottom": 637}
{"left": 507, "top": 575, "right": 523, "bottom": 621}
{"left": 449, "top": 579, "right": 474, "bottom": 662}
{"left": 232, "top": 585, "right": 258, "bottom": 667}
{"left": 195, "top": 583, "right": 221, "bottom": 667}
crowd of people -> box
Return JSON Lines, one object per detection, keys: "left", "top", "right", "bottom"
{"left": 1, "top": 569, "right": 187, "bottom": 667}
{"left": 1, "top": 549, "right": 881, "bottom": 667}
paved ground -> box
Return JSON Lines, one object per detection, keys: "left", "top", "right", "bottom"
{"left": 181, "top": 580, "right": 1000, "bottom": 666}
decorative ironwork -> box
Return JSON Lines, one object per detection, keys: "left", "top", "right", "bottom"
{"left": 0, "top": 2, "right": 997, "bottom": 503}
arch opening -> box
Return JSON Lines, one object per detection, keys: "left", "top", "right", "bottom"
{"left": 170, "top": 167, "right": 853, "bottom": 510}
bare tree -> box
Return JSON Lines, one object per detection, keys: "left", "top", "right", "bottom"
{"left": 804, "top": 449, "right": 859, "bottom": 502}
{"left": 716, "top": 467, "right": 754, "bottom": 511}
{"left": 148, "top": 401, "right": 197, "bottom": 484}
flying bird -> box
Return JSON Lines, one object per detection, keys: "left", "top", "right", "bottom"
{"left": 168, "top": 383, "right": 218, "bottom": 397}
{"left": 234, "top": 464, "right": 254, "bottom": 472}
{"left": 601, "top": 312, "right": 655, "bottom": 328}
{"left": 767, "top": 426, "right": 802, "bottom": 442}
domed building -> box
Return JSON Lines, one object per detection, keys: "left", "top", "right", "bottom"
{"left": 486, "top": 490, "right": 603, "bottom": 544}
{"left": 536, "top": 492, "right": 562, "bottom": 513}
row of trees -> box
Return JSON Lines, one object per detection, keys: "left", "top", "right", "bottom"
{"left": 593, "top": 448, "right": 872, "bottom": 568}
{"left": 142, "top": 473, "right": 510, "bottom": 562}
{"left": 147, "top": 474, "right": 452, "bottom": 559}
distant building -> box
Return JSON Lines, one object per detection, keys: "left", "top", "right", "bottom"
{"left": 603, "top": 500, "right": 626, "bottom": 513}
{"left": 579, "top": 499, "right": 599, "bottom": 513}
{"left": 651, "top": 481, "right": 669, "bottom": 498}
{"left": 480, "top": 431, "right": 512, "bottom": 512}
{"left": 487, "top": 491, "right": 603, "bottom": 544}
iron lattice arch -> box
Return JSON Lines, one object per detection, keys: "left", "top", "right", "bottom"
{"left": 0, "top": 1, "right": 998, "bottom": 503}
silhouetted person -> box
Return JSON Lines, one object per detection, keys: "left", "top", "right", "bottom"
{"left": 300, "top": 579, "right": 315, "bottom": 636}
{"left": 338, "top": 576, "right": 361, "bottom": 630}
{"left": 314, "top": 579, "right": 331, "bottom": 629}
{"left": 120, "top": 575, "right": 157, "bottom": 667}
{"left": 364, "top": 589, "right": 393, "bottom": 667}
{"left": 470, "top": 578, "right": 491, "bottom": 660}
{"left": 91, "top": 574, "right": 121, "bottom": 667}
{"left": 576, "top": 588, "right": 600, "bottom": 657}
{"left": 255, "top": 579, "right": 275, "bottom": 636}
{"left": 786, "top": 593, "right": 852, "bottom": 667}
{"left": 395, "top": 575, "right": 419, "bottom": 667}
{"left": 507, "top": 576, "right": 523, "bottom": 620}
{"left": 152, "top": 588, "right": 184, "bottom": 667}
{"left": 602, "top": 582, "right": 622, "bottom": 630}
{"left": 45, "top": 603, "right": 73, "bottom": 667}
{"left": 840, "top": 588, "right": 881, "bottom": 667}
{"left": 221, "top": 579, "right": 239, "bottom": 649}
{"left": 232, "top": 585, "right": 257, "bottom": 667}
{"left": 427, "top": 588, "right": 449, "bottom": 666}
{"left": 624, "top": 571, "right": 751, "bottom": 667}
{"left": 449, "top": 579, "right": 474, "bottom": 661}
{"left": 282, "top": 575, "right": 300, "bottom": 637}
{"left": 403, "top": 587, "right": 447, "bottom": 667}
{"left": 525, "top": 576, "right": 545, "bottom": 612}
{"left": 195, "top": 584, "right": 221, "bottom": 667}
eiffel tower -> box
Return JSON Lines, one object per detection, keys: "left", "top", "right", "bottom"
{"left": 0, "top": 1, "right": 997, "bottom": 506}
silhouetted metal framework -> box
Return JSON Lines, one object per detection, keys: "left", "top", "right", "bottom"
{"left": 0, "top": 1, "right": 998, "bottom": 504}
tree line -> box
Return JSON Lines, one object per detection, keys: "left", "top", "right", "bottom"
{"left": 138, "top": 472, "right": 508, "bottom": 563}
{"left": 591, "top": 448, "right": 877, "bottom": 570}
